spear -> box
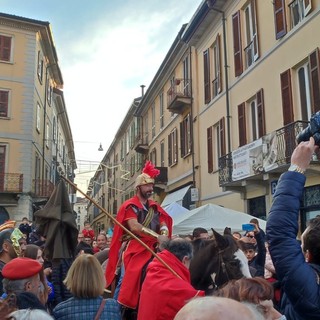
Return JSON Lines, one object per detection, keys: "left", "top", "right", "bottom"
{"left": 60, "top": 175, "right": 181, "bottom": 279}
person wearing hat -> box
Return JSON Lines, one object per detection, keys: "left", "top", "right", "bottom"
{"left": 106, "top": 161, "right": 173, "bottom": 315}
{"left": 0, "top": 221, "right": 24, "bottom": 296}
{"left": 2, "top": 257, "right": 47, "bottom": 312}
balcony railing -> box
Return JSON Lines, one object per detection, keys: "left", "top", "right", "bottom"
{"left": 32, "top": 179, "right": 55, "bottom": 197}
{"left": 219, "top": 121, "right": 310, "bottom": 186}
{"left": 167, "top": 78, "right": 192, "bottom": 114}
{"left": 0, "top": 173, "right": 23, "bottom": 193}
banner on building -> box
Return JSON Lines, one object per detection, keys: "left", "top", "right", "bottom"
{"left": 232, "top": 132, "right": 278, "bottom": 181}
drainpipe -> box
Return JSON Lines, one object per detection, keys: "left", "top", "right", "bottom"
{"left": 206, "top": 2, "right": 231, "bottom": 154}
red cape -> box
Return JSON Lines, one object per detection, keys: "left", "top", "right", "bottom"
{"left": 105, "top": 195, "right": 172, "bottom": 308}
{"left": 137, "top": 249, "right": 205, "bottom": 320}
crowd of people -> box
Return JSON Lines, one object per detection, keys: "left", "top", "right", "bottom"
{"left": 0, "top": 138, "right": 318, "bottom": 319}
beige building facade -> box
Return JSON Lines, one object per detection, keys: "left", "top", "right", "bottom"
{"left": 0, "top": 13, "right": 76, "bottom": 224}
{"left": 88, "top": 0, "right": 320, "bottom": 232}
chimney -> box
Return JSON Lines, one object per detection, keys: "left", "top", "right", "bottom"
{"left": 140, "top": 85, "right": 146, "bottom": 97}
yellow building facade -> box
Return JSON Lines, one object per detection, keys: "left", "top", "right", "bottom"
{"left": 0, "top": 13, "right": 76, "bottom": 223}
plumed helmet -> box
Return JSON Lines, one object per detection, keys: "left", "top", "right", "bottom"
{"left": 135, "top": 161, "right": 160, "bottom": 188}
{"left": 0, "top": 221, "right": 23, "bottom": 256}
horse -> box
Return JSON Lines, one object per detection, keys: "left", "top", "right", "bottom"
{"left": 189, "top": 227, "right": 251, "bottom": 294}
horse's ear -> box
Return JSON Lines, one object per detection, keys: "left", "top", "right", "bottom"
{"left": 211, "top": 228, "right": 228, "bottom": 249}
{"left": 224, "top": 227, "right": 232, "bottom": 235}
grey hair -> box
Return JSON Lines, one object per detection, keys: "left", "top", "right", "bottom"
{"left": 3, "top": 277, "right": 34, "bottom": 295}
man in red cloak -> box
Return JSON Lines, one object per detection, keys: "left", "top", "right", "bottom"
{"left": 105, "top": 161, "right": 172, "bottom": 312}
{"left": 137, "top": 238, "right": 205, "bottom": 320}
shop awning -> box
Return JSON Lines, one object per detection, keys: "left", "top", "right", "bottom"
{"left": 161, "top": 185, "right": 191, "bottom": 208}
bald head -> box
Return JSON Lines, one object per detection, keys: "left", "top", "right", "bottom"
{"left": 174, "top": 296, "right": 261, "bottom": 320}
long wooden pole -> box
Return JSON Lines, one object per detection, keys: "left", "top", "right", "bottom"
{"left": 60, "top": 175, "right": 181, "bottom": 279}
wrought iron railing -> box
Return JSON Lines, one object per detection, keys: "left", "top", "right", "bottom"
{"left": 0, "top": 173, "right": 23, "bottom": 193}
{"left": 32, "top": 179, "right": 55, "bottom": 197}
{"left": 167, "top": 78, "right": 191, "bottom": 106}
{"left": 218, "top": 121, "right": 310, "bottom": 186}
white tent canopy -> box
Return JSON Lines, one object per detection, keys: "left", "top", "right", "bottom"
{"left": 164, "top": 203, "right": 266, "bottom": 235}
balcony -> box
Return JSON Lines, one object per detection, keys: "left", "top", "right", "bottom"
{"left": 154, "top": 166, "right": 168, "bottom": 192}
{"left": 32, "top": 179, "right": 55, "bottom": 198}
{"left": 218, "top": 121, "right": 318, "bottom": 189}
{"left": 133, "top": 133, "right": 149, "bottom": 154}
{"left": 167, "top": 78, "right": 192, "bottom": 114}
{"left": 0, "top": 173, "right": 23, "bottom": 193}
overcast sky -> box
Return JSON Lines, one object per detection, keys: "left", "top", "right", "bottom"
{"left": 2, "top": 0, "right": 202, "bottom": 192}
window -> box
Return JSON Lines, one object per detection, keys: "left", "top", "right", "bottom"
{"left": 0, "top": 145, "right": 7, "bottom": 190}
{"left": 150, "top": 148, "right": 156, "bottom": 166}
{"left": 203, "top": 49, "right": 211, "bottom": 103}
{"left": 280, "top": 69, "right": 294, "bottom": 125}
{"left": 130, "top": 122, "right": 135, "bottom": 148}
{"left": 289, "top": 0, "right": 312, "bottom": 28}
{"left": 243, "top": 0, "right": 259, "bottom": 68}
{"left": 168, "top": 128, "right": 178, "bottom": 166}
{"left": 0, "top": 90, "right": 9, "bottom": 117}
{"left": 144, "top": 115, "right": 149, "bottom": 144}
{"left": 238, "top": 89, "right": 265, "bottom": 146}
{"left": 0, "top": 35, "right": 12, "bottom": 62}
{"left": 126, "top": 130, "right": 130, "bottom": 154}
{"left": 212, "top": 34, "right": 222, "bottom": 98}
{"left": 130, "top": 155, "right": 135, "bottom": 176}
{"left": 47, "top": 82, "right": 53, "bottom": 106}
{"left": 120, "top": 139, "right": 124, "bottom": 160}
{"left": 160, "top": 140, "right": 165, "bottom": 167}
{"left": 273, "top": 0, "right": 287, "bottom": 39}
{"left": 36, "top": 103, "right": 41, "bottom": 132}
{"left": 37, "top": 51, "right": 44, "bottom": 83}
{"left": 207, "top": 118, "right": 226, "bottom": 173}
{"left": 160, "top": 93, "right": 164, "bottom": 129}
{"left": 180, "top": 113, "right": 191, "bottom": 158}
{"left": 297, "top": 62, "right": 312, "bottom": 121}
{"left": 151, "top": 103, "right": 156, "bottom": 139}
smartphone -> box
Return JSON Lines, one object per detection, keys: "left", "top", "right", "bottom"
{"left": 242, "top": 223, "right": 255, "bottom": 231}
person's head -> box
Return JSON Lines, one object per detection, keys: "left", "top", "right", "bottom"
{"left": 216, "top": 277, "right": 282, "bottom": 320}
{"left": 77, "top": 232, "right": 84, "bottom": 243}
{"left": 22, "top": 244, "right": 44, "bottom": 265}
{"left": 83, "top": 221, "right": 90, "bottom": 230}
{"left": 21, "top": 217, "right": 29, "bottom": 225}
{"left": 232, "top": 232, "right": 242, "bottom": 240}
{"left": 164, "top": 238, "right": 193, "bottom": 269}
{"left": 135, "top": 161, "right": 160, "bottom": 201}
{"left": 192, "top": 227, "right": 209, "bottom": 240}
{"left": 174, "top": 296, "right": 261, "bottom": 320}
{"left": 106, "top": 236, "right": 112, "bottom": 248}
{"left": 240, "top": 242, "right": 257, "bottom": 262}
{"left": 2, "top": 257, "right": 42, "bottom": 297}
{"left": 301, "top": 215, "right": 320, "bottom": 264}
{"left": 250, "top": 218, "right": 259, "bottom": 227}
{"left": 63, "top": 254, "right": 105, "bottom": 298}
{"left": 97, "top": 233, "right": 107, "bottom": 249}
{"left": 84, "top": 237, "right": 92, "bottom": 246}
{"left": 75, "top": 241, "right": 94, "bottom": 256}
{"left": 0, "top": 225, "right": 23, "bottom": 261}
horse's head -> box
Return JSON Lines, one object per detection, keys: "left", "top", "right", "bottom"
{"left": 189, "top": 228, "right": 251, "bottom": 293}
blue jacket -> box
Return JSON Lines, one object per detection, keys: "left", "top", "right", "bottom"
{"left": 267, "top": 171, "right": 320, "bottom": 319}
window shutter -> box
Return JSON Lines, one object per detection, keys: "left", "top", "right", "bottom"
{"left": 216, "top": 33, "right": 222, "bottom": 93}
{"left": 0, "top": 35, "right": 11, "bottom": 61}
{"left": 256, "top": 89, "right": 266, "bottom": 138}
{"left": 0, "top": 91, "right": 9, "bottom": 117}
{"left": 204, "top": 49, "right": 211, "bottom": 103}
{"left": 274, "top": 0, "right": 287, "bottom": 40}
{"left": 238, "top": 103, "right": 247, "bottom": 146}
{"left": 280, "top": 70, "right": 294, "bottom": 125}
{"left": 207, "top": 126, "right": 213, "bottom": 173}
{"left": 168, "top": 134, "right": 172, "bottom": 166}
{"left": 308, "top": 48, "right": 320, "bottom": 113}
{"left": 220, "top": 117, "right": 226, "bottom": 156}
{"left": 180, "top": 121, "right": 185, "bottom": 157}
{"left": 232, "top": 11, "right": 243, "bottom": 77}
{"left": 174, "top": 129, "right": 178, "bottom": 164}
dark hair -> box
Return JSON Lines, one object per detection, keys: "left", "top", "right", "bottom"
{"left": 23, "top": 244, "right": 40, "bottom": 260}
{"left": 192, "top": 227, "right": 208, "bottom": 239}
{"left": 164, "top": 239, "right": 193, "bottom": 262}
{"left": 75, "top": 241, "right": 94, "bottom": 256}
{"left": 303, "top": 216, "right": 320, "bottom": 264}
{"left": 249, "top": 218, "right": 259, "bottom": 226}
